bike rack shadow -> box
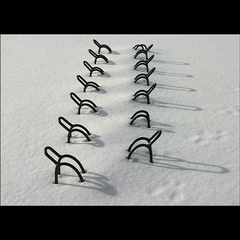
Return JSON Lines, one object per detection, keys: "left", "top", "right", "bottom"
{"left": 58, "top": 171, "right": 117, "bottom": 196}
{"left": 155, "top": 70, "right": 193, "bottom": 78}
{"left": 75, "top": 106, "right": 108, "bottom": 117}
{"left": 71, "top": 133, "right": 105, "bottom": 147}
{"left": 131, "top": 153, "right": 230, "bottom": 174}
{"left": 156, "top": 84, "right": 196, "bottom": 92}
{"left": 151, "top": 99, "right": 203, "bottom": 111}
{"left": 152, "top": 59, "right": 189, "bottom": 65}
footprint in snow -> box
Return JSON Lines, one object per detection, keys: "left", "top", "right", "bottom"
{"left": 188, "top": 130, "right": 228, "bottom": 145}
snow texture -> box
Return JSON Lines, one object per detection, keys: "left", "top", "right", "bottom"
{"left": 1, "top": 35, "right": 239, "bottom": 205}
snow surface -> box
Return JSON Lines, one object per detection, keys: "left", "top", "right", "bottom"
{"left": 1, "top": 34, "right": 239, "bottom": 205}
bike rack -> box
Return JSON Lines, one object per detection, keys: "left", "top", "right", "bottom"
{"left": 134, "top": 67, "right": 156, "bottom": 86}
{"left": 83, "top": 61, "right": 104, "bottom": 77}
{"left": 88, "top": 49, "right": 108, "bottom": 64}
{"left": 127, "top": 130, "right": 162, "bottom": 163}
{"left": 133, "top": 44, "right": 153, "bottom": 51}
{"left": 70, "top": 92, "right": 97, "bottom": 115}
{"left": 134, "top": 44, "right": 153, "bottom": 60}
{"left": 130, "top": 110, "right": 151, "bottom": 128}
{"left": 58, "top": 116, "right": 91, "bottom": 143}
{"left": 133, "top": 83, "right": 157, "bottom": 104}
{"left": 93, "top": 39, "right": 112, "bottom": 54}
{"left": 44, "top": 146, "right": 86, "bottom": 183}
{"left": 134, "top": 54, "right": 154, "bottom": 72}
{"left": 76, "top": 75, "right": 100, "bottom": 92}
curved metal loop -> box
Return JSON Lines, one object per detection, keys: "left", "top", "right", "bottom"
{"left": 126, "top": 130, "right": 162, "bottom": 163}
{"left": 78, "top": 103, "right": 97, "bottom": 115}
{"left": 133, "top": 93, "right": 150, "bottom": 104}
{"left": 70, "top": 124, "right": 91, "bottom": 136}
{"left": 88, "top": 49, "right": 108, "bottom": 64}
{"left": 58, "top": 116, "right": 73, "bottom": 131}
{"left": 127, "top": 137, "right": 150, "bottom": 152}
{"left": 93, "top": 39, "right": 112, "bottom": 54}
{"left": 134, "top": 50, "right": 148, "bottom": 60}
{"left": 149, "top": 130, "right": 162, "bottom": 145}
{"left": 130, "top": 110, "right": 151, "bottom": 128}
{"left": 59, "top": 154, "right": 86, "bottom": 174}
{"left": 44, "top": 146, "right": 62, "bottom": 165}
{"left": 83, "top": 61, "right": 104, "bottom": 77}
{"left": 134, "top": 55, "right": 154, "bottom": 72}
{"left": 133, "top": 44, "right": 153, "bottom": 51}
{"left": 134, "top": 67, "right": 156, "bottom": 86}
{"left": 76, "top": 75, "right": 87, "bottom": 86}
{"left": 127, "top": 144, "right": 153, "bottom": 162}
{"left": 55, "top": 162, "right": 85, "bottom": 184}
{"left": 76, "top": 75, "right": 100, "bottom": 92}
{"left": 133, "top": 44, "right": 147, "bottom": 50}
{"left": 68, "top": 128, "right": 91, "bottom": 143}
{"left": 147, "top": 83, "right": 157, "bottom": 95}
{"left": 70, "top": 92, "right": 81, "bottom": 106}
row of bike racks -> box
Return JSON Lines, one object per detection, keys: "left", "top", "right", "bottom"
{"left": 127, "top": 44, "right": 162, "bottom": 163}
{"left": 44, "top": 39, "right": 112, "bottom": 184}
{"left": 44, "top": 40, "right": 163, "bottom": 184}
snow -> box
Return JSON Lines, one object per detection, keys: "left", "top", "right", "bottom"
{"left": 1, "top": 34, "right": 239, "bottom": 205}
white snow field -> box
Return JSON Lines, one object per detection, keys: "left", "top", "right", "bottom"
{"left": 1, "top": 34, "right": 239, "bottom": 205}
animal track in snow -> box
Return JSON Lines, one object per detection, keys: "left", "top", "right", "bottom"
{"left": 146, "top": 180, "right": 186, "bottom": 204}
{"left": 217, "top": 106, "right": 239, "bottom": 116}
{"left": 188, "top": 130, "right": 228, "bottom": 145}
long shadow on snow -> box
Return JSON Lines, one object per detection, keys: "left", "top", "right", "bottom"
{"left": 133, "top": 98, "right": 202, "bottom": 111}
{"left": 59, "top": 172, "right": 117, "bottom": 196}
{"left": 154, "top": 70, "right": 193, "bottom": 78}
{"left": 75, "top": 107, "right": 108, "bottom": 117}
{"left": 134, "top": 68, "right": 193, "bottom": 78}
{"left": 156, "top": 84, "right": 196, "bottom": 92}
{"left": 151, "top": 99, "right": 202, "bottom": 111}
{"left": 131, "top": 153, "right": 230, "bottom": 174}
{"left": 151, "top": 59, "right": 189, "bottom": 65}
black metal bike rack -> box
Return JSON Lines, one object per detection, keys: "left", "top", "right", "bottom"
{"left": 93, "top": 39, "right": 112, "bottom": 54}
{"left": 133, "top": 83, "right": 157, "bottom": 104}
{"left": 70, "top": 92, "right": 97, "bottom": 115}
{"left": 83, "top": 61, "right": 104, "bottom": 77}
{"left": 76, "top": 75, "right": 100, "bottom": 92}
{"left": 58, "top": 116, "right": 91, "bottom": 143}
{"left": 127, "top": 130, "right": 162, "bottom": 163}
{"left": 134, "top": 67, "right": 156, "bottom": 86}
{"left": 88, "top": 49, "right": 108, "bottom": 64}
{"left": 130, "top": 110, "right": 151, "bottom": 128}
{"left": 133, "top": 44, "right": 153, "bottom": 51}
{"left": 44, "top": 146, "right": 86, "bottom": 183}
{"left": 134, "top": 44, "right": 153, "bottom": 60}
{"left": 134, "top": 54, "right": 154, "bottom": 72}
